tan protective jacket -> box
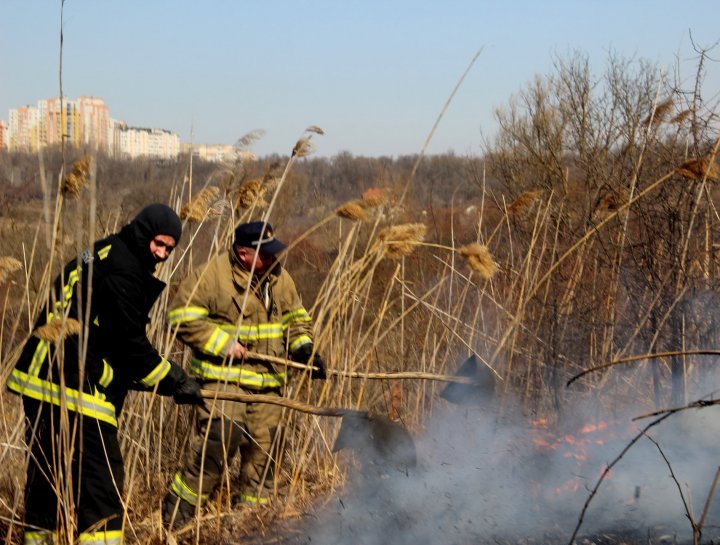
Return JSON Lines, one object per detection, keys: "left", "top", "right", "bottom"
{"left": 167, "top": 250, "right": 313, "bottom": 390}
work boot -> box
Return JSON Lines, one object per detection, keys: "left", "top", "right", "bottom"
{"left": 162, "top": 493, "right": 195, "bottom": 530}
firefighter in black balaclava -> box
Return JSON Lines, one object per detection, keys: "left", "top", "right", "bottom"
{"left": 7, "top": 203, "right": 204, "bottom": 545}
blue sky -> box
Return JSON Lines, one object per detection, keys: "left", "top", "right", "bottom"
{"left": 1, "top": 1, "right": 719, "bottom": 157}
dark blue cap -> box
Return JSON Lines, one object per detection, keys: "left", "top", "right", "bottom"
{"left": 234, "top": 221, "right": 287, "bottom": 255}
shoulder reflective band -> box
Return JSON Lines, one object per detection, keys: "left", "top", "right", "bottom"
{"left": 190, "top": 358, "right": 287, "bottom": 389}
{"left": 203, "top": 327, "right": 232, "bottom": 356}
{"left": 139, "top": 358, "right": 172, "bottom": 387}
{"left": 282, "top": 307, "right": 311, "bottom": 326}
{"left": 219, "top": 322, "right": 284, "bottom": 343}
{"left": 24, "top": 530, "right": 58, "bottom": 545}
{"left": 97, "top": 244, "right": 112, "bottom": 260}
{"left": 79, "top": 530, "right": 122, "bottom": 545}
{"left": 167, "top": 306, "right": 209, "bottom": 325}
{"left": 170, "top": 473, "right": 207, "bottom": 506}
{"left": 290, "top": 335, "right": 312, "bottom": 352}
{"left": 99, "top": 359, "right": 114, "bottom": 388}
{"left": 7, "top": 368, "right": 118, "bottom": 427}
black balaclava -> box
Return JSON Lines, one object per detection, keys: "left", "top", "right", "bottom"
{"left": 118, "top": 203, "right": 182, "bottom": 270}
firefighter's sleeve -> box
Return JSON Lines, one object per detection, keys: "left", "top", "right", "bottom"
{"left": 166, "top": 271, "right": 234, "bottom": 358}
{"left": 281, "top": 273, "right": 314, "bottom": 357}
{"left": 99, "top": 271, "right": 173, "bottom": 389}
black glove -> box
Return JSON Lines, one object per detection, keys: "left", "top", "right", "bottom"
{"left": 167, "top": 364, "right": 205, "bottom": 406}
{"left": 310, "top": 352, "right": 327, "bottom": 380}
{"left": 293, "top": 344, "right": 327, "bottom": 380}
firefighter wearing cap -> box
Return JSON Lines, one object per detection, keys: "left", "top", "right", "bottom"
{"left": 163, "top": 221, "right": 325, "bottom": 528}
{"left": 7, "top": 204, "right": 204, "bottom": 545}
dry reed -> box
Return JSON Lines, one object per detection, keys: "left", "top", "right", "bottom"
{"left": 180, "top": 186, "right": 220, "bottom": 221}
{"left": 0, "top": 256, "right": 22, "bottom": 283}
{"left": 335, "top": 201, "right": 368, "bottom": 222}
{"left": 34, "top": 317, "right": 81, "bottom": 342}
{"left": 675, "top": 156, "right": 720, "bottom": 181}
{"left": 378, "top": 223, "right": 427, "bottom": 258}
{"left": 507, "top": 190, "right": 543, "bottom": 217}
{"left": 235, "top": 179, "right": 267, "bottom": 210}
{"left": 292, "top": 137, "right": 315, "bottom": 158}
{"left": 670, "top": 108, "right": 693, "bottom": 125}
{"left": 61, "top": 155, "right": 90, "bottom": 198}
{"left": 458, "top": 243, "right": 499, "bottom": 280}
{"left": 643, "top": 97, "right": 674, "bottom": 126}
{"left": 305, "top": 125, "right": 325, "bottom": 135}
{"left": 359, "top": 188, "right": 390, "bottom": 208}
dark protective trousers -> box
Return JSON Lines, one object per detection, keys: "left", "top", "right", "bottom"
{"left": 169, "top": 382, "right": 283, "bottom": 506}
{"left": 23, "top": 399, "right": 124, "bottom": 544}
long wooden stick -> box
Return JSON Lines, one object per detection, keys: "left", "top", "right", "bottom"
{"left": 246, "top": 351, "right": 481, "bottom": 385}
{"left": 566, "top": 349, "right": 720, "bottom": 387}
{"left": 199, "top": 388, "right": 362, "bottom": 418}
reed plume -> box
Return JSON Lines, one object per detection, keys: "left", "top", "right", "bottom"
{"left": 336, "top": 201, "right": 369, "bottom": 222}
{"left": 675, "top": 156, "right": 720, "bottom": 181}
{"left": 359, "top": 187, "right": 390, "bottom": 208}
{"left": 458, "top": 243, "right": 499, "bottom": 280}
{"left": 670, "top": 108, "right": 693, "bottom": 125}
{"left": 305, "top": 125, "right": 325, "bottom": 135}
{"left": 180, "top": 186, "right": 220, "bottom": 221}
{"left": 34, "top": 317, "right": 82, "bottom": 342}
{"left": 0, "top": 256, "right": 22, "bottom": 283}
{"left": 292, "top": 137, "right": 315, "bottom": 158}
{"left": 62, "top": 155, "right": 91, "bottom": 198}
{"left": 507, "top": 190, "right": 543, "bottom": 217}
{"left": 378, "top": 223, "right": 426, "bottom": 258}
{"left": 643, "top": 97, "right": 674, "bottom": 126}
{"left": 235, "top": 129, "right": 266, "bottom": 149}
{"left": 236, "top": 179, "right": 268, "bottom": 209}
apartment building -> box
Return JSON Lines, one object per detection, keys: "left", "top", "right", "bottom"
{"left": 116, "top": 126, "right": 180, "bottom": 159}
{"left": 0, "top": 120, "right": 6, "bottom": 150}
{"left": 6, "top": 96, "right": 180, "bottom": 159}
{"left": 182, "top": 143, "right": 244, "bottom": 162}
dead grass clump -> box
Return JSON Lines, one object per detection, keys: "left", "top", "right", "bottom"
{"left": 0, "top": 256, "right": 22, "bottom": 283}
{"left": 675, "top": 156, "right": 720, "bottom": 181}
{"left": 507, "top": 190, "right": 543, "bottom": 217}
{"left": 458, "top": 243, "right": 499, "bottom": 280}
{"left": 62, "top": 155, "right": 91, "bottom": 198}
{"left": 378, "top": 223, "right": 426, "bottom": 258}
{"left": 34, "top": 317, "right": 82, "bottom": 342}
{"left": 180, "top": 186, "right": 221, "bottom": 222}
{"left": 336, "top": 201, "right": 368, "bottom": 222}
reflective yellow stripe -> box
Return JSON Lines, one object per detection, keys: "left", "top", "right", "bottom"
{"left": 99, "top": 359, "right": 114, "bottom": 388}
{"left": 79, "top": 529, "right": 122, "bottom": 545}
{"left": 25, "top": 530, "right": 57, "bottom": 545}
{"left": 190, "top": 358, "right": 287, "bottom": 389}
{"left": 8, "top": 369, "right": 118, "bottom": 427}
{"left": 139, "top": 358, "right": 171, "bottom": 387}
{"left": 282, "top": 307, "right": 311, "bottom": 326}
{"left": 290, "top": 335, "right": 312, "bottom": 352}
{"left": 170, "top": 473, "right": 206, "bottom": 506}
{"left": 27, "top": 339, "right": 50, "bottom": 377}
{"left": 202, "top": 327, "right": 231, "bottom": 356}
{"left": 239, "top": 493, "right": 269, "bottom": 504}
{"left": 219, "top": 322, "right": 284, "bottom": 342}
{"left": 167, "top": 306, "right": 209, "bottom": 325}
{"left": 97, "top": 244, "right": 112, "bottom": 260}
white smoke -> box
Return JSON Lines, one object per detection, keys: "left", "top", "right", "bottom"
{"left": 277, "top": 382, "right": 720, "bottom": 545}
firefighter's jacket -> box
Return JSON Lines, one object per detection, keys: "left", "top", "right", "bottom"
{"left": 7, "top": 233, "right": 182, "bottom": 427}
{"left": 167, "top": 250, "right": 313, "bottom": 390}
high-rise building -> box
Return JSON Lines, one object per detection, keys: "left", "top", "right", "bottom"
{"left": 7, "top": 96, "right": 180, "bottom": 159}
{"left": 8, "top": 105, "right": 39, "bottom": 151}
{"left": 117, "top": 126, "right": 180, "bottom": 159}
{"left": 0, "top": 120, "right": 7, "bottom": 150}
